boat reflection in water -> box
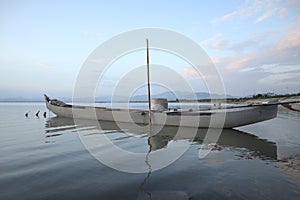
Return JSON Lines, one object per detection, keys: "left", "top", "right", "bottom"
{"left": 44, "top": 117, "right": 277, "bottom": 199}
{"left": 45, "top": 116, "right": 277, "bottom": 161}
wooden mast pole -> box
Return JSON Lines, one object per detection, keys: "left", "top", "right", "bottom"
{"left": 146, "top": 39, "right": 152, "bottom": 125}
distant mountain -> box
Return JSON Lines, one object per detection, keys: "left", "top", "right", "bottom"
{"left": 130, "top": 91, "right": 178, "bottom": 102}
{"left": 94, "top": 95, "right": 128, "bottom": 102}
{"left": 187, "top": 92, "right": 238, "bottom": 100}
{"left": 129, "top": 91, "right": 239, "bottom": 102}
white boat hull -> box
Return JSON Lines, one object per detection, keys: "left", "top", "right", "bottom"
{"left": 45, "top": 96, "right": 278, "bottom": 128}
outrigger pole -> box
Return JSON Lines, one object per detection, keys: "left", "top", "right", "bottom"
{"left": 146, "top": 39, "right": 152, "bottom": 125}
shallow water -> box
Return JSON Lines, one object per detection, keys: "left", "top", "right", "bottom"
{"left": 0, "top": 102, "right": 299, "bottom": 199}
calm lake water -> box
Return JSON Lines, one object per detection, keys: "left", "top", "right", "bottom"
{"left": 0, "top": 102, "right": 299, "bottom": 199}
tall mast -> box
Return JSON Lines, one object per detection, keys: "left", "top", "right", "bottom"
{"left": 146, "top": 39, "right": 152, "bottom": 125}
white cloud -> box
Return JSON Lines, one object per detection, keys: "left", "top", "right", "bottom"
{"left": 212, "top": 11, "right": 237, "bottom": 24}
{"left": 278, "top": 7, "right": 287, "bottom": 18}
{"left": 287, "top": 0, "right": 300, "bottom": 11}
{"left": 182, "top": 66, "right": 199, "bottom": 80}
{"left": 201, "top": 32, "right": 268, "bottom": 54}
{"left": 211, "top": 57, "right": 222, "bottom": 64}
{"left": 255, "top": 10, "right": 274, "bottom": 23}
{"left": 205, "top": 20, "right": 300, "bottom": 71}
{"left": 259, "top": 64, "right": 300, "bottom": 73}
{"left": 225, "top": 56, "right": 252, "bottom": 70}
{"left": 276, "top": 22, "right": 300, "bottom": 50}
{"left": 213, "top": 0, "right": 291, "bottom": 24}
{"left": 258, "top": 71, "right": 300, "bottom": 86}
{"left": 201, "top": 34, "right": 229, "bottom": 50}
{"left": 230, "top": 34, "right": 267, "bottom": 52}
{"left": 182, "top": 66, "right": 218, "bottom": 82}
{"left": 222, "top": 11, "right": 238, "bottom": 20}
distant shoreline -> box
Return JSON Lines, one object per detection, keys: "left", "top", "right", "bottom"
{"left": 1, "top": 93, "right": 299, "bottom": 103}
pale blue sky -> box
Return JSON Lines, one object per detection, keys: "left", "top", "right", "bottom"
{"left": 0, "top": 0, "right": 299, "bottom": 98}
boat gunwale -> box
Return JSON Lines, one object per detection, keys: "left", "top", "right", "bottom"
{"left": 45, "top": 94, "right": 279, "bottom": 114}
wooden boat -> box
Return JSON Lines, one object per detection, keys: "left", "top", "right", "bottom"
{"left": 44, "top": 94, "right": 278, "bottom": 128}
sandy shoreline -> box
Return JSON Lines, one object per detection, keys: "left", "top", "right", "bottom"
{"left": 243, "top": 95, "right": 300, "bottom": 104}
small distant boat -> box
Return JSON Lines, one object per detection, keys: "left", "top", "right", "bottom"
{"left": 44, "top": 39, "right": 280, "bottom": 128}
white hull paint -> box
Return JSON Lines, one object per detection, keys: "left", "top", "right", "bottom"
{"left": 45, "top": 95, "right": 278, "bottom": 128}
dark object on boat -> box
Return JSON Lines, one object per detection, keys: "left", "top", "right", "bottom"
{"left": 43, "top": 112, "right": 47, "bottom": 118}
{"left": 36, "top": 110, "right": 40, "bottom": 117}
{"left": 25, "top": 112, "right": 29, "bottom": 117}
{"left": 282, "top": 103, "right": 300, "bottom": 112}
